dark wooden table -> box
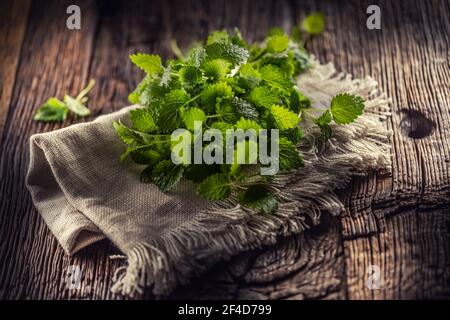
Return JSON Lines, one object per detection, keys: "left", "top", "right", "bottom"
{"left": 1, "top": 0, "right": 449, "bottom": 300}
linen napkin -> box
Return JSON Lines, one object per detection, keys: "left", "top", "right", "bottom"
{"left": 26, "top": 61, "right": 391, "bottom": 296}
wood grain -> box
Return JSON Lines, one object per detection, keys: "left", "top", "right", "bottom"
{"left": 0, "top": 0, "right": 449, "bottom": 299}
{"left": 0, "top": 0, "right": 31, "bottom": 141}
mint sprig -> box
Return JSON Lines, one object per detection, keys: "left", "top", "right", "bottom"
{"left": 34, "top": 80, "right": 95, "bottom": 122}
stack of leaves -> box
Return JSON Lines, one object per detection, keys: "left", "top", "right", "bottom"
{"left": 114, "top": 27, "right": 364, "bottom": 214}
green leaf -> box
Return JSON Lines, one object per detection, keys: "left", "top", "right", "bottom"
{"left": 140, "top": 165, "right": 154, "bottom": 183}
{"left": 130, "top": 53, "right": 163, "bottom": 75}
{"left": 210, "top": 121, "right": 234, "bottom": 134}
{"left": 113, "top": 121, "right": 137, "bottom": 145}
{"left": 128, "top": 76, "right": 151, "bottom": 104}
{"left": 330, "top": 93, "right": 365, "bottom": 124}
{"left": 205, "top": 42, "right": 249, "bottom": 66}
{"left": 239, "top": 185, "right": 278, "bottom": 214}
{"left": 202, "top": 59, "right": 230, "bottom": 82}
{"left": 179, "top": 66, "right": 202, "bottom": 87}
{"left": 113, "top": 121, "right": 154, "bottom": 146}
{"left": 235, "top": 117, "right": 261, "bottom": 131}
{"left": 131, "top": 148, "right": 161, "bottom": 165}
{"left": 34, "top": 98, "right": 68, "bottom": 122}
{"left": 239, "top": 63, "right": 261, "bottom": 88}
{"left": 268, "top": 27, "right": 285, "bottom": 36}
{"left": 315, "top": 109, "right": 332, "bottom": 126}
{"left": 248, "top": 86, "right": 280, "bottom": 109}
{"left": 197, "top": 173, "right": 231, "bottom": 200}
{"left": 232, "top": 97, "right": 259, "bottom": 120}
{"left": 267, "top": 34, "right": 289, "bottom": 53}
{"left": 207, "top": 30, "right": 229, "bottom": 45}
{"left": 151, "top": 160, "right": 184, "bottom": 192}
{"left": 189, "top": 47, "right": 207, "bottom": 68}
{"left": 289, "top": 89, "right": 310, "bottom": 113}
{"left": 156, "top": 89, "right": 191, "bottom": 131}
{"left": 282, "top": 126, "right": 303, "bottom": 144}
{"left": 279, "top": 137, "right": 303, "bottom": 170}
{"left": 269, "top": 105, "right": 299, "bottom": 130}
{"left": 130, "top": 108, "right": 156, "bottom": 133}
{"left": 315, "top": 110, "right": 332, "bottom": 141}
{"left": 184, "top": 164, "right": 221, "bottom": 183}
{"left": 302, "top": 12, "right": 325, "bottom": 35}
{"left": 181, "top": 107, "right": 206, "bottom": 130}
{"left": 64, "top": 95, "right": 90, "bottom": 117}
{"left": 201, "top": 82, "right": 233, "bottom": 112}
{"left": 260, "top": 64, "right": 292, "bottom": 92}
{"left": 215, "top": 98, "right": 238, "bottom": 123}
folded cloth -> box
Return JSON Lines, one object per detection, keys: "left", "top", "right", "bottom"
{"left": 26, "top": 61, "right": 391, "bottom": 296}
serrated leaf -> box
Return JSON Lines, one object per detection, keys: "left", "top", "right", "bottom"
{"left": 260, "top": 64, "right": 292, "bottom": 92}
{"left": 156, "top": 89, "right": 191, "bottom": 131}
{"left": 330, "top": 93, "right": 365, "bottom": 124}
{"left": 113, "top": 121, "right": 154, "bottom": 146}
{"left": 270, "top": 105, "right": 299, "bottom": 130}
{"left": 130, "top": 108, "right": 156, "bottom": 133}
{"left": 128, "top": 75, "right": 151, "bottom": 104}
{"left": 179, "top": 66, "right": 202, "bottom": 87}
{"left": 206, "top": 30, "right": 229, "bottom": 45}
{"left": 201, "top": 82, "right": 233, "bottom": 113}
{"left": 267, "top": 34, "right": 289, "bottom": 53}
{"left": 302, "top": 12, "right": 325, "bottom": 35}
{"left": 248, "top": 86, "right": 280, "bottom": 109}
{"left": 235, "top": 117, "right": 261, "bottom": 131}
{"left": 210, "top": 121, "right": 234, "bottom": 134}
{"left": 197, "top": 173, "right": 231, "bottom": 200}
{"left": 239, "top": 185, "right": 278, "bottom": 214}
{"left": 34, "top": 98, "right": 68, "bottom": 122}
{"left": 131, "top": 148, "right": 160, "bottom": 165}
{"left": 314, "top": 110, "right": 332, "bottom": 141}
{"left": 279, "top": 137, "right": 303, "bottom": 170}
{"left": 289, "top": 89, "right": 310, "bottom": 113}
{"left": 315, "top": 110, "right": 332, "bottom": 126}
{"left": 205, "top": 42, "right": 249, "bottom": 66}
{"left": 232, "top": 97, "right": 259, "bottom": 120}
{"left": 202, "top": 59, "right": 230, "bottom": 82}
{"left": 282, "top": 126, "right": 303, "bottom": 144}
{"left": 113, "top": 121, "right": 137, "bottom": 145}
{"left": 181, "top": 107, "right": 206, "bottom": 130}
{"left": 130, "top": 53, "right": 163, "bottom": 75}
{"left": 215, "top": 98, "right": 238, "bottom": 123}
{"left": 151, "top": 160, "right": 184, "bottom": 192}
{"left": 239, "top": 63, "right": 261, "bottom": 88}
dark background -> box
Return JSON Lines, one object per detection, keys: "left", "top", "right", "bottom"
{"left": 0, "top": 0, "right": 449, "bottom": 299}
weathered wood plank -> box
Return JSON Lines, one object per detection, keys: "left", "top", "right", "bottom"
{"left": 310, "top": 0, "right": 450, "bottom": 299}
{"left": 0, "top": 0, "right": 100, "bottom": 299}
{"left": 0, "top": 0, "right": 31, "bottom": 142}
{"left": 344, "top": 208, "right": 450, "bottom": 299}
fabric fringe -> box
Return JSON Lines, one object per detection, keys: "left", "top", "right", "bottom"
{"left": 111, "top": 61, "right": 392, "bottom": 297}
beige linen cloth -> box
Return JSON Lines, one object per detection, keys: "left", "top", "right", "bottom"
{"left": 26, "top": 61, "right": 391, "bottom": 296}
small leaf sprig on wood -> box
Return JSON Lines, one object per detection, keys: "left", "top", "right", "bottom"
{"left": 34, "top": 80, "right": 95, "bottom": 122}
{"left": 115, "top": 21, "right": 365, "bottom": 214}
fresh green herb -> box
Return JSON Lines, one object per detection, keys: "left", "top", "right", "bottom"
{"left": 34, "top": 80, "right": 95, "bottom": 122}
{"left": 313, "top": 93, "right": 365, "bottom": 141}
{"left": 115, "top": 28, "right": 364, "bottom": 213}
{"left": 302, "top": 12, "right": 326, "bottom": 36}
